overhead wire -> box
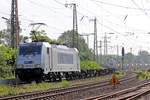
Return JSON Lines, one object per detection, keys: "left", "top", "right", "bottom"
{"left": 26, "top": 0, "right": 72, "bottom": 18}
{"left": 76, "top": 0, "right": 124, "bottom": 37}
{"left": 3, "top": 12, "right": 65, "bottom": 33}
{"left": 89, "top": 0, "right": 148, "bottom": 34}
{"left": 90, "top": 0, "right": 147, "bottom": 18}
{"left": 53, "top": 0, "right": 65, "bottom": 6}
{"left": 91, "top": 0, "right": 150, "bottom": 11}
{"left": 89, "top": 0, "right": 124, "bottom": 35}
{"left": 2, "top": 0, "right": 148, "bottom": 36}
{"left": 53, "top": 0, "right": 88, "bottom": 17}
{"left": 131, "top": 0, "right": 150, "bottom": 19}
{"left": 96, "top": 17, "right": 138, "bottom": 47}
{"left": 0, "top": 0, "right": 116, "bottom": 35}
{"left": 26, "top": 0, "right": 57, "bottom": 12}
{"left": 19, "top": 0, "right": 73, "bottom": 33}
{"left": 0, "top": 11, "right": 10, "bottom": 16}
{"left": 103, "top": 17, "right": 147, "bottom": 34}
{"left": 21, "top": 18, "right": 65, "bottom": 32}
{"left": 65, "top": 1, "right": 122, "bottom": 37}
{"left": 54, "top": 0, "right": 150, "bottom": 52}
{"left": 0, "top": 0, "right": 72, "bottom": 36}
{"left": 91, "top": 0, "right": 150, "bottom": 46}
{"left": 129, "top": 0, "right": 150, "bottom": 52}
{"left": 96, "top": 20, "right": 121, "bottom": 34}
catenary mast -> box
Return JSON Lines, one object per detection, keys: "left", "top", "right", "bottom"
{"left": 11, "top": 0, "right": 19, "bottom": 49}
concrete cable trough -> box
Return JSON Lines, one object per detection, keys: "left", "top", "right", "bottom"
{"left": 0, "top": 78, "right": 22, "bottom": 85}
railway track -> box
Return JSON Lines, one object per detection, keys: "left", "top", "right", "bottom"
{"left": 0, "top": 72, "right": 136, "bottom": 100}
{"left": 84, "top": 79, "right": 150, "bottom": 100}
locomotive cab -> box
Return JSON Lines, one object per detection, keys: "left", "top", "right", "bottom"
{"left": 16, "top": 42, "right": 44, "bottom": 81}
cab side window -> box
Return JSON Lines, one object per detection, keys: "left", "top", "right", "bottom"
{"left": 47, "top": 48, "right": 49, "bottom": 54}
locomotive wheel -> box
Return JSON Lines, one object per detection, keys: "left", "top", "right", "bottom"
{"left": 52, "top": 77, "right": 56, "bottom": 82}
{"left": 35, "top": 79, "right": 42, "bottom": 83}
{"left": 18, "top": 74, "right": 27, "bottom": 81}
{"left": 58, "top": 77, "right": 62, "bottom": 82}
{"left": 65, "top": 74, "right": 70, "bottom": 81}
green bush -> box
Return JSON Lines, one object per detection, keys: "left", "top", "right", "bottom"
{"left": 0, "top": 46, "right": 17, "bottom": 79}
{"left": 147, "top": 68, "right": 150, "bottom": 72}
{"left": 58, "top": 80, "right": 71, "bottom": 87}
{"left": 137, "top": 71, "right": 150, "bottom": 80}
{"left": 133, "top": 66, "right": 141, "bottom": 73}
{"left": 80, "top": 61, "right": 103, "bottom": 70}
{"left": 115, "top": 71, "right": 123, "bottom": 78}
{"left": 134, "top": 68, "right": 150, "bottom": 80}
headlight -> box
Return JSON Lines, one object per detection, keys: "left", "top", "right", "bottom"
{"left": 17, "top": 64, "right": 24, "bottom": 68}
{"left": 36, "top": 64, "right": 40, "bottom": 68}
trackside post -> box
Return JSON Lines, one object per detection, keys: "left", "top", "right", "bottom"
{"left": 110, "top": 74, "right": 119, "bottom": 88}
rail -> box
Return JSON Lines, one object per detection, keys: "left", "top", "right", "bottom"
{"left": 84, "top": 81, "right": 150, "bottom": 100}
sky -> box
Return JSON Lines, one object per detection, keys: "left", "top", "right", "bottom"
{"left": 1, "top": 0, "right": 150, "bottom": 55}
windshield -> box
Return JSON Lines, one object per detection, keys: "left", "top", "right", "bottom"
{"left": 19, "top": 45, "right": 42, "bottom": 55}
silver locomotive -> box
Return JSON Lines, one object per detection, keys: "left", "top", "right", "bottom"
{"left": 16, "top": 42, "right": 80, "bottom": 82}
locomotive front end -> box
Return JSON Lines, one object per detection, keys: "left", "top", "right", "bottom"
{"left": 16, "top": 42, "right": 43, "bottom": 81}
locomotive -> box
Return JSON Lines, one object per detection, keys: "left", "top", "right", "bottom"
{"left": 16, "top": 42, "right": 80, "bottom": 82}
{"left": 15, "top": 42, "right": 115, "bottom": 82}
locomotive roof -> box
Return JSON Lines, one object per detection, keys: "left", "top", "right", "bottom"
{"left": 43, "top": 42, "right": 79, "bottom": 52}
{"left": 19, "top": 42, "right": 42, "bottom": 46}
{"left": 19, "top": 42, "right": 76, "bottom": 51}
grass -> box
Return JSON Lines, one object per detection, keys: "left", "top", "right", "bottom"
{"left": 71, "top": 75, "right": 113, "bottom": 86}
{"left": 21, "top": 80, "right": 71, "bottom": 92}
{"left": 0, "top": 80, "right": 71, "bottom": 97}
{"left": 0, "top": 85, "right": 21, "bottom": 96}
{"left": 132, "top": 67, "right": 150, "bottom": 80}
{"left": 136, "top": 71, "right": 150, "bottom": 80}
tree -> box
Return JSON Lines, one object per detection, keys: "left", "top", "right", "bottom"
{"left": 0, "top": 29, "right": 11, "bottom": 46}
{"left": 124, "top": 53, "right": 136, "bottom": 63}
{"left": 0, "top": 29, "right": 24, "bottom": 47}
{"left": 136, "top": 51, "right": 150, "bottom": 64}
{"left": 58, "top": 30, "right": 93, "bottom": 61}
{"left": 0, "top": 46, "right": 17, "bottom": 78}
{"left": 0, "top": 18, "right": 23, "bottom": 47}
{"left": 30, "top": 30, "right": 64, "bottom": 45}
{"left": 30, "top": 30, "right": 52, "bottom": 43}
